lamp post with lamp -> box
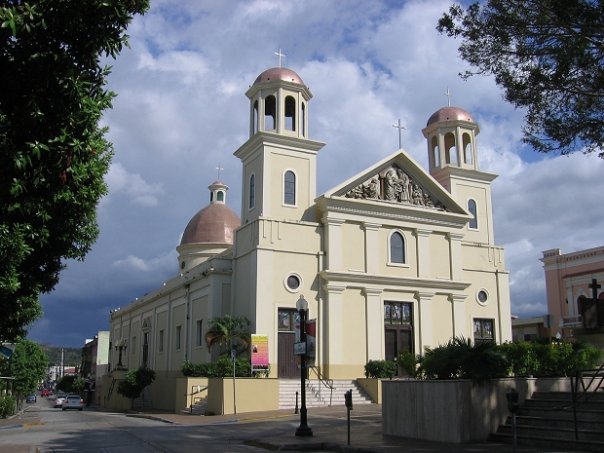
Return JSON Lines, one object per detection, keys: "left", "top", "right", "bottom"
{"left": 295, "top": 295, "right": 313, "bottom": 437}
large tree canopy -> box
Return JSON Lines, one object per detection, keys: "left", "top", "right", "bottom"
{"left": 0, "top": 0, "right": 149, "bottom": 343}
{"left": 9, "top": 339, "right": 48, "bottom": 397}
{"left": 438, "top": 0, "right": 604, "bottom": 158}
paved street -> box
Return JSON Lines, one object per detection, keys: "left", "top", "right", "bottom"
{"left": 1, "top": 397, "right": 591, "bottom": 452}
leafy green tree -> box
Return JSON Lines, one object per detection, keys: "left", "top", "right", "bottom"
{"left": 9, "top": 339, "right": 47, "bottom": 398}
{"left": 0, "top": 0, "right": 149, "bottom": 343}
{"left": 205, "top": 315, "right": 251, "bottom": 357}
{"left": 117, "top": 367, "right": 155, "bottom": 409}
{"left": 56, "top": 375, "right": 85, "bottom": 394}
{"left": 438, "top": 0, "right": 604, "bottom": 158}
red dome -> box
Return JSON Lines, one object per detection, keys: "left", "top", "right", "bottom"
{"left": 180, "top": 204, "right": 240, "bottom": 246}
{"left": 253, "top": 67, "right": 305, "bottom": 86}
{"left": 427, "top": 107, "right": 474, "bottom": 126}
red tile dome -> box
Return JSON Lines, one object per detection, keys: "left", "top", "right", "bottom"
{"left": 253, "top": 67, "right": 305, "bottom": 86}
{"left": 180, "top": 203, "right": 240, "bottom": 246}
{"left": 427, "top": 106, "right": 474, "bottom": 126}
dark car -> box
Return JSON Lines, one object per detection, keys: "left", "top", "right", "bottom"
{"left": 26, "top": 394, "right": 37, "bottom": 403}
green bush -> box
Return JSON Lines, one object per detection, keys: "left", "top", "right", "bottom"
{"left": 398, "top": 351, "right": 419, "bottom": 378}
{"left": 181, "top": 358, "right": 251, "bottom": 378}
{"left": 364, "top": 360, "right": 397, "bottom": 379}
{"left": 117, "top": 367, "right": 156, "bottom": 403}
{"left": 418, "top": 339, "right": 602, "bottom": 381}
{"left": 0, "top": 395, "right": 16, "bottom": 418}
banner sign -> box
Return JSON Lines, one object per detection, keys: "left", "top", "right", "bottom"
{"left": 251, "top": 334, "right": 269, "bottom": 368}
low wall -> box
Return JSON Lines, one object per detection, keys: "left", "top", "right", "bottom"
{"left": 383, "top": 377, "right": 571, "bottom": 443}
{"left": 175, "top": 377, "right": 209, "bottom": 413}
{"left": 356, "top": 378, "right": 383, "bottom": 404}
{"left": 206, "top": 378, "right": 279, "bottom": 415}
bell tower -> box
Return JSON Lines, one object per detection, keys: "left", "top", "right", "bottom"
{"left": 422, "top": 106, "right": 497, "bottom": 245}
{"left": 234, "top": 67, "right": 325, "bottom": 224}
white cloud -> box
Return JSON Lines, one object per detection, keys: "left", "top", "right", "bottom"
{"left": 105, "top": 162, "right": 163, "bottom": 207}
{"left": 112, "top": 249, "right": 177, "bottom": 273}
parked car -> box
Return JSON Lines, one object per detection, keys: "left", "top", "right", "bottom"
{"left": 62, "top": 394, "right": 83, "bottom": 411}
{"left": 26, "top": 394, "right": 37, "bottom": 403}
{"left": 54, "top": 393, "right": 67, "bottom": 408}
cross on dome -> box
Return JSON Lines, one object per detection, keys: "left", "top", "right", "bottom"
{"left": 445, "top": 87, "right": 452, "bottom": 107}
{"left": 274, "top": 48, "right": 286, "bottom": 67}
{"left": 216, "top": 164, "right": 224, "bottom": 180}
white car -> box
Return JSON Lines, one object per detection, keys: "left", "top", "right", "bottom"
{"left": 62, "top": 394, "right": 84, "bottom": 411}
{"left": 54, "top": 394, "right": 67, "bottom": 408}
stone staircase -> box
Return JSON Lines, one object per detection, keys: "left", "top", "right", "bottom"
{"left": 491, "top": 391, "right": 604, "bottom": 452}
{"left": 185, "top": 396, "right": 207, "bottom": 415}
{"left": 279, "top": 379, "right": 373, "bottom": 409}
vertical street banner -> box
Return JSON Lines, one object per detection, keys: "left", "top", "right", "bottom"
{"left": 306, "top": 319, "right": 316, "bottom": 366}
{"left": 251, "top": 334, "right": 269, "bottom": 370}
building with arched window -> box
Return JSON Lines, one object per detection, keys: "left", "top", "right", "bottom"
{"left": 108, "top": 65, "right": 511, "bottom": 412}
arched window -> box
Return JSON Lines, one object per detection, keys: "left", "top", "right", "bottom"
{"left": 284, "top": 170, "right": 296, "bottom": 205}
{"left": 285, "top": 96, "right": 296, "bottom": 131}
{"left": 264, "top": 95, "right": 276, "bottom": 130}
{"left": 462, "top": 133, "right": 473, "bottom": 165}
{"left": 301, "top": 102, "right": 306, "bottom": 136}
{"left": 249, "top": 174, "right": 255, "bottom": 209}
{"left": 389, "top": 232, "right": 405, "bottom": 264}
{"left": 444, "top": 132, "right": 457, "bottom": 165}
{"left": 431, "top": 136, "right": 440, "bottom": 167}
{"left": 468, "top": 199, "right": 478, "bottom": 229}
{"left": 216, "top": 191, "right": 224, "bottom": 202}
{"left": 253, "top": 100, "right": 259, "bottom": 134}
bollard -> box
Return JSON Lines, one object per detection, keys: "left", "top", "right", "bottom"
{"left": 295, "top": 390, "right": 299, "bottom": 414}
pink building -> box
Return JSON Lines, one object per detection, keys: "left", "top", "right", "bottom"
{"left": 541, "top": 246, "right": 604, "bottom": 339}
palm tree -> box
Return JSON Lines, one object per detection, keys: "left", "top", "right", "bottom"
{"left": 205, "top": 315, "right": 251, "bottom": 357}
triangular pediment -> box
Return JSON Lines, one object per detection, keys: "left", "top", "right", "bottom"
{"left": 320, "top": 150, "right": 467, "bottom": 216}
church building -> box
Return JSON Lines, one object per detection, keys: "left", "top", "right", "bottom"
{"left": 108, "top": 65, "right": 511, "bottom": 398}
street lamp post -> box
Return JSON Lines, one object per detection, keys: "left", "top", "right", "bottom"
{"left": 295, "top": 295, "right": 313, "bottom": 437}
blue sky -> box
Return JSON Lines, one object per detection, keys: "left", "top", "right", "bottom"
{"left": 28, "top": 0, "right": 604, "bottom": 347}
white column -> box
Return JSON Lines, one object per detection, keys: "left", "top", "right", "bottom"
{"left": 450, "top": 294, "right": 468, "bottom": 339}
{"left": 415, "top": 291, "right": 434, "bottom": 353}
{"left": 363, "top": 222, "right": 381, "bottom": 274}
{"left": 323, "top": 216, "right": 344, "bottom": 271}
{"left": 448, "top": 233, "right": 464, "bottom": 281}
{"left": 324, "top": 284, "right": 345, "bottom": 370}
{"left": 363, "top": 288, "right": 383, "bottom": 361}
{"left": 415, "top": 229, "right": 432, "bottom": 278}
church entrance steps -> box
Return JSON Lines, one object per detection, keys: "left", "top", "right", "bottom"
{"left": 183, "top": 397, "right": 207, "bottom": 415}
{"left": 279, "top": 379, "right": 373, "bottom": 409}
{"left": 491, "top": 391, "right": 604, "bottom": 452}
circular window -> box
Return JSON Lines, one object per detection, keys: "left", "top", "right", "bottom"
{"left": 285, "top": 274, "right": 302, "bottom": 292}
{"left": 477, "top": 289, "right": 489, "bottom": 305}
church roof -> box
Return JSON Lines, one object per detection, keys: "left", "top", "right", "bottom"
{"left": 180, "top": 203, "right": 240, "bottom": 246}
{"left": 253, "top": 67, "right": 305, "bottom": 86}
{"left": 427, "top": 106, "right": 474, "bottom": 126}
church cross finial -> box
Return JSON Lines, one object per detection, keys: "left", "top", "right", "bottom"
{"left": 216, "top": 164, "right": 224, "bottom": 180}
{"left": 392, "top": 119, "right": 406, "bottom": 149}
{"left": 445, "top": 87, "right": 452, "bottom": 107}
{"left": 274, "top": 48, "right": 286, "bottom": 67}
{"left": 589, "top": 278, "right": 601, "bottom": 301}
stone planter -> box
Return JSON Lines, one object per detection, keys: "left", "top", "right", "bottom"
{"left": 382, "top": 377, "right": 571, "bottom": 443}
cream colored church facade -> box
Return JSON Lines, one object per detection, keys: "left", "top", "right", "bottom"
{"left": 108, "top": 66, "right": 511, "bottom": 401}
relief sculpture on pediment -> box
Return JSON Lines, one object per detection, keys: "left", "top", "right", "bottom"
{"left": 344, "top": 164, "right": 447, "bottom": 211}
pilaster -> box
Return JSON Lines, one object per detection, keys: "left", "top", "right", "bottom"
{"left": 324, "top": 217, "right": 345, "bottom": 271}
{"left": 415, "top": 229, "right": 432, "bottom": 278}
{"left": 363, "top": 222, "right": 381, "bottom": 274}
{"left": 450, "top": 294, "right": 468, "bottom": 339}
{"left": 415, "top": 291, "right": 434, "bottom": 353}
{"left": 362, "top": 288, "right": 383, "bottom": 361}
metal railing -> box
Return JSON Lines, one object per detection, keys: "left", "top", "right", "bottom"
{"left": 570, "top": 363, "right": 604, "bottom": 440}
{"left": 309, "top": 366, "right": 334, "bottom": 406}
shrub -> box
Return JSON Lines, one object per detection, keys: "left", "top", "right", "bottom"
{"left": 181, "top": 358, "right": 251, "bottom": 378}
{"left": 0, "top": 395, "right": 16, "bottom": 418}
{"left": 499, "top": 341, "right": 539, "bottom": 377}
{"left": 364, "top": 360, "right": 397, "bottom": 379}
{"left": 398, "top": 351, "right": 419, "bottom": 378}
{"left": 117, "top": 367, "right": 156, "bottom": 406}
{"left": 419, "top": 337, "right": 471, "bottom": 380}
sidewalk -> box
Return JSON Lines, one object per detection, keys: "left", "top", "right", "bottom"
{"left": 125, "top": 404, "right": 577, "bottom": 452}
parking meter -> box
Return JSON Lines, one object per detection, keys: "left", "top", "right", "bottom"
{"left": 506, "top": 388, "right": 519, "bottom": 413}
{"left": 345, "top": 389, "right": 353, "bottom": 410}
